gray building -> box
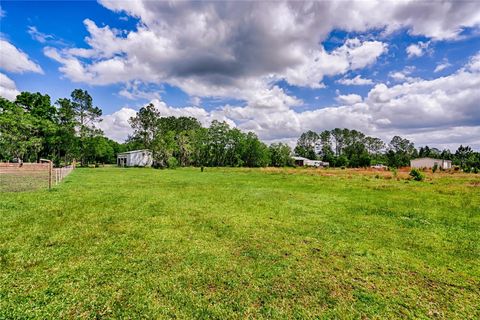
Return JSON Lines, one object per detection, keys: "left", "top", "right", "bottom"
{"left": 410, "top": 157, "right": 452, "bottom": 170}
{"left": 117, "top": 150, "right": 153, "bottom": 167}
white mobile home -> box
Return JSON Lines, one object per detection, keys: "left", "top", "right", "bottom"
{"left": 293, "top": 156, "right": 329, "bottom": 167}
{"left": 410, "top": 157, "right": 452, "bottom": 170}
{"left": 117, "top": 150, "right": 153, "bottom": 167}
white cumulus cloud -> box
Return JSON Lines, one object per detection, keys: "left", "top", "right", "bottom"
{"left": 0, "top": 72, "right": 20, "bottom": 101}
{"left": 45, "top": 0, "right": 480, "bottom": 98}
{"left": 0, "top": 40, "right": 43, "bottom": 74}
{"left": 434, "top": 59, "right": 452, "bottom": 73}
{"left": 406, "top": 41, "right": 431, "bottom": 58}
{"left": 335, "top": 93, "right": 363, "bottom": 105}
{"left": 337, "top": 75, "right": 374, "bottom": 86}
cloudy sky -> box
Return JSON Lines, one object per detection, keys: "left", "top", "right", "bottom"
{"left": 1, "top": 0, "right": 479, "bottom": 150}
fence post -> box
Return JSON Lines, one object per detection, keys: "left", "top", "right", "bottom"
{"left": 48, "top": 161, "right": 52, "bottom": 189}
{"left": 40, "top": 159, "right": 52, "bottom": 190}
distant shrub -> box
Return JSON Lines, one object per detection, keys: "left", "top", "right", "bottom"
{"left": 409, "top": 168, "right": 425, "bottom": 181}
{"left": 432, "top": 164, "right": 438, "bottom": 173}
{"left": 391, "top": 167, "right": 398, "bottom": 179}
{"left": 167, "top": 157, "right": 178, "bottom": 169}
{"left": 341, "top": 166, "right": 346, "bottom": 170}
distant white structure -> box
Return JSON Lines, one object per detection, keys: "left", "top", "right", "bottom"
{"left": 117, "top": 150, "right": 153, "bottom": 167}
{"left": 410, "top": 157, "right": 452, "bottom": 170}
{"left": 293, "top": 156, "right": 329, "bottom": 167}
{"left": 371, "top": 164, "right": 388, "bottom": 170}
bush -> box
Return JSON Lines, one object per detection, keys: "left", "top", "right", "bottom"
{"left": 432, "top": 164, "right": 438, "bottom": 173}
{"left": 390, "top": 167, "right": 398, "bottom": 179}
{"left": 409, "top": 168, "right": 425, "bottom": 181}
{"left": 167, "top": 157, "right": 178, "bottom": 169}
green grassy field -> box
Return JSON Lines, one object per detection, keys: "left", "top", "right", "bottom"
{"left": 0, "top": 171, "right": 49, "bottom": 192}
{"left": 1, "top": 167, "right": 479, "bottom": 319}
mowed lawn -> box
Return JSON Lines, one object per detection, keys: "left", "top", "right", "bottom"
{"left": 0, "top": 167, "right": 479, "bottom": 319}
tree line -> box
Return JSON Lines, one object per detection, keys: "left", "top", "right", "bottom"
{"left": 1, "top": 89, "right": 479, "bottom": 172}
{"left": 0, "top": 90, "right": 122, "bottom": 166}
{"left": 126, "top": 103, "right": 290, "bottom": 168}
{"left": 0, "top": 90, "right": 292, "bottom": 168}
{"left": 294, "top": 129, "right": 480, "bottom": 172}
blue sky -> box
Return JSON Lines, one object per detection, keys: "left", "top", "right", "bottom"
{"left": 1, "top": 1, "right": 479, "bottom": 149}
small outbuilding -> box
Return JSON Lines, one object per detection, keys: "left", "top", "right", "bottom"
{"left": 371, "top": 164, "right": 388, "bottom": 170}
{"left": 117, "top": 150, "right": 153, "bottom": 167}
{"left": 293, "top": 156, "right": 329, "bottom": 167}
{"left": 410, "top": 157, "right": 452, "bottom": 170}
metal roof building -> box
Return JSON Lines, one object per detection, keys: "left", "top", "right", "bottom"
{"left": 410, "top": 157, "right": 452, "bottom": 169}
{"left": 292, "top": 156, "right": 329, "bottom": 167}
{"left": 117, "top": 150, "right": 153, "bottom": 167}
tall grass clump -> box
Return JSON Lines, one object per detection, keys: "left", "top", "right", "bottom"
{"left": 409, "top": 168, "right": 425, "bottom": 181}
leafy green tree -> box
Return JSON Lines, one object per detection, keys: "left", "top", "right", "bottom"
{"left": 344, "top": 141, "right": 370, "bottom": 167}
{"left": 318, "top": 130, "right": 335, "bottom": 162}
{"left": 15, "top": 92, "right": 58, "bottom": 162}
{"left": 55, "top": 98, "right": 79, "bottom": 164}
{"left": 242, "top": 132, "right": 270, "bottom": 167}
{"left": 176, "top": 131, "right": 194, "bottom": 166}
{"left": 331, "top": 128, "right": 345, "bottom": 156}
{"left": 129, "top": 103, "right": 161, "bottom": 150}
{"left": 269, "top": 143, "right": 293, "bottom": 167}
{"left": 158, "top": 116, "right": 201, "bottom": 166}
{"left": 294, "top": 130, "right": 319, "bottom": 159}
{"left": 471, "top": 152, "right": 480, "bottom": 173}
{"left": 151, "top": 131, "right": 177, "bottom": 168}
{"left": 419, "top": 146, "right": 428, "bottom": 157}
{"left": 85, "top": 136, "right": 115, "bottom": 165}
{"left": 224, "top": 127, "right": 246, "bottom": 167}
{"left": 454, "top": 145, "right": 473, "bottom": 169}
{"left": 123, "top": 135, "right": 145, "bottom": 152}
{"left": 418, "top": 145, "right": 440, "bottom": 158}
{"left": 15, "top": 92, "right": 56, "bottom": 122}
{"left": 364, "top": 136, "right": 385, "bottom": 165}
{"left": 0, "top": 98, "right": 42, "bottom": 162}
{"left": 335, "top": 155, "right": 349, "bottom": 167}
{"left": 206, "top": 120, "right": 231, "bottom": 166}
{"left": 386, "top": 150, "right": 399, "bottom": 168}
{"left": 365, "top": 136, "right": 385, "bottom": 155}
{"left": 70, "top": 89, "right": 103, "bottom": 165}
{"left": 158, "top": 116, "right": 202, "bottom": 134}
{"left": 388, "top": 136, "right": 416, "bottom": 167}
{"left": 440, "top": 149, "right": 453, "bottom": 160}
{"left": 190, "top": 127, "right": 209, "bottom": 167}
{"left": 0, "top": 89, "right": 119, "bottom": 165}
